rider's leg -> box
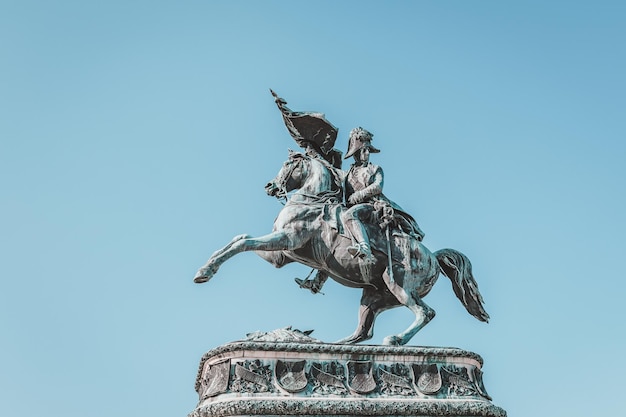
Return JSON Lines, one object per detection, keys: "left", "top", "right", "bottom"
{"left": 342, "top": 205, "right": 374, "bottom": 261}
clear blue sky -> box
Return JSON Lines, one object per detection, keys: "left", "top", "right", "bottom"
{"left": 1, "top": 1, "right": 625, "bottom": 416}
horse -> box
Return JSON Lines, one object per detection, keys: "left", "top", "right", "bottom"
{"left": 194, "top": 151, "right": 489, "bottom": 345}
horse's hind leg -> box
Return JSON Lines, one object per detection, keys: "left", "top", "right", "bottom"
{"left": 336, "top": 287, "right": 399, "bottom": 344}
{"left": 382, "top": 296, "right": 435, "bottom": 346}
{"left": 381, "top": 270, "right": 436, "bottom": 346}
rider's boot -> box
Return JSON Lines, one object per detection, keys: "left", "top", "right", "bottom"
{"left": 295, "top": 271, "right": 328, "bottom": 294}
{"left": 344, "top": 219, "right": 375, "bottom": 263}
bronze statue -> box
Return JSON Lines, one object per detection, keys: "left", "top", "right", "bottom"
{"left": 193, "top": 91, "right": 489, "bottom": 346}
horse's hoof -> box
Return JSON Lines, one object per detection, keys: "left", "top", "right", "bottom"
{"left": 334, "top": 333, "right": 370, "bottom": 345}
{"left": 193, "top": 266, "right": 215, "bottom": 284}
{"left": 383, "top": 335, "right": 403, "bottom": 346}
{"left": 334, "top": 335, "right": 355, "bottom": 345}
{"left": 193, "top": 275, "right": 209, "bottom": 284}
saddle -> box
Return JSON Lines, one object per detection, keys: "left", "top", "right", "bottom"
{"left": 320, "top": 203, "right": 420, "bottom": 266}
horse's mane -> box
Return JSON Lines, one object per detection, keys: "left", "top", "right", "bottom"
{"left": 287, "top": 151, "right": 344, "bottom": 203}
{"left": 293, "top": 152, "right": 343, "bottom": 192}
{"left": 314, "top": 158, "right": 344, "bottom": 193}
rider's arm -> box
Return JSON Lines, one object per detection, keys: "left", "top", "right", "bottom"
{"left": 349, "top": 166, "right": 384, "bottom": 204}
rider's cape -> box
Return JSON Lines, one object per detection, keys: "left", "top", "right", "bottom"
{"left": 379, "top": 197, "right": 425, "bottom": 241}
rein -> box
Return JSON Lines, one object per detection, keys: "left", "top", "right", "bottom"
{"left": 286, "top": 189, "right": 341, "bottom": 206}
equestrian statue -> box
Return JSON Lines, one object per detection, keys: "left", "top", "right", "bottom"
{"left": 194, "top": 90, "right": 489, "bottom": 346}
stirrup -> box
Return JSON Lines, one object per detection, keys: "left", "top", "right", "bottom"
{"left": 347, "top": 242, "right": 372, "bottom": 259}
{"left": 294, "top": 278, "right": 323, "bottom": 295}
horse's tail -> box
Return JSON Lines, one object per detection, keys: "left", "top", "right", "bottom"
{"left": 434, "top": 248, "right": 490, "bottom": 323}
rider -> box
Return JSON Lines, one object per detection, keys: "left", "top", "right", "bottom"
{"left": 341, "top": 127, "right": 381, "bottom": 261}
{"left": 342, "top": 127, "right": 425, "bottom": 260}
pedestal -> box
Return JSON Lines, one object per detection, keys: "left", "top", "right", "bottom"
{"left": 188, "top": 329, "right": 506, "bottom": 417}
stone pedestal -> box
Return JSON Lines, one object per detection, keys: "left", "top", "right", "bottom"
{"left": 188, "top": 329, "right": 506, "bottom": 417}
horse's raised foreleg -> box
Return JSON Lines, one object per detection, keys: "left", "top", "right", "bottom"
{"left": 381, "top": 269, "right": 436, "bottom": 346}
{"left": 205, "top": 234, "right": 291, "bottom": 268}
{"left": 194, "top": 231, "right": 303, "bottom": 283}
{"left": 194, "top": 234, "right": 250, "bottom": 283}
{"left": 336, "top": 287, "right": 399, "bottom": 344}
{"left": 207, "top": 234, "right": 250, "bottom": 262}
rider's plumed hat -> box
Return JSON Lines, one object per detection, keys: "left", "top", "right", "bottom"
{"left": 344, "top": 127, "right": 380, "bottom": 159}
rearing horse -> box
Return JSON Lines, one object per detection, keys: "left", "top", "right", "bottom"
{"left": 194, "top": 151, "right": 489, "bottom": 345}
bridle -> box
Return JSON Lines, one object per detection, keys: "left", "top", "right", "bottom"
{"left": 272, "top": 156, "right": 304, "bottom": 203}
{"left": 272, "top": 155, "right": 341, "bottom": 206}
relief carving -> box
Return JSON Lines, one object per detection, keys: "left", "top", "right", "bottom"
{"left": 274, "top": 360, "right": 308, "bottom": 393}
{"left": 412, "top": 363, "right": 442, "bottom": 395}
{"left": 231, "top": 360, "right": 273, "bottom": 393}
{"left": 346, "top": 361, "right": 377, "bottom": 394}
{"left": 377, "top": 363, "right": 414, "bottom": 396}
{"left": 199, "top": 359, "right": 230, "bottom": 400}
{"left": 441, "top": 365, "right": 478, "bottom": 397}
{"left": 472, "top": 367, "right": 492, "bottom": 400}
{"left": 309, "top": 361, "right": 348, "bottom": 395}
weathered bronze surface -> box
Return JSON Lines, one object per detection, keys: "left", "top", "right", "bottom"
{"left": 194, "top": 91, "right": 489, "bottom": 346}
{"left": 189, "top": 329, "right": 506, "bottom": 417}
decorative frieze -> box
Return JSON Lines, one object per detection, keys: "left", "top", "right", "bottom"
{"left": 189, "top": 330, "right": 506, "bottom": 417}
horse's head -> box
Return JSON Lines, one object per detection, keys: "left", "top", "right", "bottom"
{"left": 265, "top": 151, "right": 309, "bottom": 198}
